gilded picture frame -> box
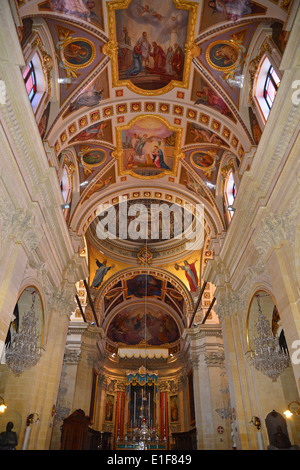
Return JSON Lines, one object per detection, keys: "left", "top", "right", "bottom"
{"left": 113, "top": 114, "right": 184, "bottom": 180}
{"left": 78, "top": 147, "right": 107, "bottom": 169}
{"left": 61, "top": 37, "right": 96, "bottom": 70}
{"left": 105, "top": 0, "right": 199, "bottom": 96}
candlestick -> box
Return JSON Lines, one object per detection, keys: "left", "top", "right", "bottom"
{"left": 134, "top": 391, "right": 136, "bottom": 426}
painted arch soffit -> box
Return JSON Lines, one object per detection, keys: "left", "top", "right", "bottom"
{"left": 68, "top": 178, "right": 225, "bottom": 242}
{"left": 94, "top": 266, "right": 194, "bottom": 314}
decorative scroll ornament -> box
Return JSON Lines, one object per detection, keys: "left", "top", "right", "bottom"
{"left": 6, "top": 292, "right": 41, "bottom": 376}
{"left": 247, "top": 295, "right": 290, "bottom": 382}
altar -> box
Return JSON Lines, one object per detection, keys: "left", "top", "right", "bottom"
{"left": 113, "top": 367, "right": 169, "bottom": 449}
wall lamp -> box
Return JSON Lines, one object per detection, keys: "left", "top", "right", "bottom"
{"left": 26, "top": 413, "right": 40, "bottom": 426}
{"left": 0, "top": 396, "right": 7, "bottom": 413}
{"left": 250, "top": 416, "right": 261, "bottom": 430}
{"left": 285, "top": 401, "right": 300, "bottom": 417}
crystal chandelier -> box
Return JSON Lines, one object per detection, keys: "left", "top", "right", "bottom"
{"left": 6, "top": 292, "right": 41, "bottom": 375}
{"left": 247, "top": 295, "right": 290, "bottom": 382}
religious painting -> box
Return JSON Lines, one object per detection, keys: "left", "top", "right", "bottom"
{"left": 107, "top": 305, "right": 180, "bottom": 345}
{"left": 191, "top": 71, "right": 236, "bottom": 122}
{"left": 185, "top": 122, "right": 229, "bottom": 148}
{"left": 78, "top": 146, "right": 106, "bottom": 168}
{"left": 63, "top": 68, "right": 109, "bottom": 118}
{"left": 199, "top": 0, "right": 266, "bottom": 32}
{"left": 38, "top": 0, "right": 104, "bottom": 29}
{"left": 190, "top": 149, "right": 220, "bottom": 179}
{"left": 170, "top": 395, "right": 179, "bottom": 423}
{"left": 115, "top": 115, "right": 183, "bottom": 179}
{"left": 106, "top": 0, "right": 198, "bottom": 95}
{"left": 82, "top": 165, "right": 116, "bottom": 200}
{"left": 63, "top": 38, "right": 95, "bottom": 68}
{"left": 48, "top": 22, "right": 105, "bottom": 105}
{"left": 70, "top": 119, "right": 113, "bottom": 144}
{"left": 271, "top": 22, "right": 288, "bottom": 54}
{"left": 206, "top": 40, "right": 240, "bottom": 70}
{"left": 126, "top": 274, "right": 162, "bottom": 298}
{"left": 179, "top": 166, "right": 210, "bottom": 201}
{"left": 205, "top": 32, "right": 248, "bottom": 84}
{"left": 105, "top": 394, "right": 114, "bottom": 422}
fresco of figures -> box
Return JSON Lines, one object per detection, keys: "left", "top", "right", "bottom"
{"left": 119, "top": 116, "right": 178, "bottom": 177}
{"left": 115, "top": 0, "right": 190, "bottom": 91}
{"left": 107, "top": 304, "right": 180, "bottom": 346}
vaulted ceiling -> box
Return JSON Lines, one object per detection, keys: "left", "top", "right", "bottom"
{"left": 17, "top": 0, "right": 291, "bottom": 367}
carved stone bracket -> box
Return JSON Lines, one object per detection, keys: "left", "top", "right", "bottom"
{"left": 205, "top": 351, "right": 225, "bottom": 367}
{"left": 253, "top": 213, "right": 286, "bottom": 258}
{"left": 63, "top": 349, "right": 81, "bottom": 365}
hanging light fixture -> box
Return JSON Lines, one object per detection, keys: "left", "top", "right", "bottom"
{"left": 6, "top": 291, "right": 41, "bottom": 376}
{"left": 247, "top": 295, "right": 290, "bottom": 382}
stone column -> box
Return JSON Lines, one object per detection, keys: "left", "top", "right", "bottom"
{"left": 184, "top": 324, "right": 232, "bottom": 449}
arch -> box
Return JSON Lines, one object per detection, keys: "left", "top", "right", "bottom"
{"left": 94, "top": 266, "right": 194, "bottom": 315}
{"left": 246, "top": 288, "right": 280, "bottom": 352}
{"left": 69, "top": 180, "right": 224, "bottom": 243}
{"left": 103, "top": 298, "right": 183, "bottom": 346}
{"left": 22, "top": 45, "right": 48, "bottom": 118}
{"left": 1, "top": 285, "right": 45, "bottom": 369}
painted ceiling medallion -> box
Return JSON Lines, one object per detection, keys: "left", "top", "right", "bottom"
{"left": 56, "top": 31, "right": 96, "bottom": 79}
{"left": 105, "top": 0, "right": 199, "bottom": 95}
{"left": 78, "top": 146, "right": 107, "bottom": 169}
{"left": 205, "top": 36, "right": 247, "bottom": 82}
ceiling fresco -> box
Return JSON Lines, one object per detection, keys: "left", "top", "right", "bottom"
{"left": 106, "top": 304, "right": 181, "bottom": 346}
{"left": 16, "top": 0, "right": 292, "bottom": 355}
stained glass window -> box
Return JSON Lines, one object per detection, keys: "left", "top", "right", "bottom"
{"left": 23, "top": 61, "right": 37, "bottom": 102}
{"left": 264, "top": 66, "right": 280, "bottom": 110}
